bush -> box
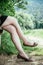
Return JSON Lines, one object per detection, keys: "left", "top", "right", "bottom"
{"left": 15, "top": 12, "right": 35, "bottom": 30}
{"left": 1, "top": 31, "right": 18, "bottom": 54}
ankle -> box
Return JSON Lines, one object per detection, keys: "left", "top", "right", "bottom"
{"left": 19, "top": 52, "right": 29, "bottom": 59}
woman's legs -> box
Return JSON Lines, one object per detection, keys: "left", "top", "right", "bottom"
{"left": 11, "top": 18, "right": 37, "bottom": 46}
{"left": 1, "top": 16, "right": 37, "bottom": 46}
{"left": 2, "top": 25, "right": 29, "bottom": 59}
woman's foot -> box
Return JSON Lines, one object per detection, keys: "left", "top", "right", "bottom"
{"left": 17, "top": 54, "right": 33, "bottom": 62}
{"left": 23, "top": 42, "right": 38, "bottom": 47}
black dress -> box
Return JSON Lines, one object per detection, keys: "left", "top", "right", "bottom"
{"left": 0, "top": 15, "right": 8, "bottom": 33}
{"left": 0, "top": 15, "right": 8, "bottom": 26}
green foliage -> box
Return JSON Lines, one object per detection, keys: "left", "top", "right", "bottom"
{"left": 0, "top": 0, "right": 15, "bottom": 16}
{"left": 0, "top": 0, "right": 28, "bottom": 15}
{"left": 1, "top": 31, "right": 18, "bottom": 54}
{"left": 24, "top": 29, "right": 43, "bottom": 38}
{"left": 0, "top": 0, "right": 43, "bottom": 55}
{"left": 15, "top": 11, "right": 43, "bottom": 29}
{"left": 15, "top": 0, "right": 28, "bottom": 9}
{"left": 15, "top": 12, "right": 35, "bottom": 29}
{"left": 1, "top": 29, "right": 43, "bottom": 55}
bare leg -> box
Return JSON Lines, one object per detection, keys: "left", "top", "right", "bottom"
{"left": 2, "top": 25, "right": 29, "bottom": 59}
{"left": 1, "top": 16, "right": 37, "bottom": 46}
{"left": 11, "top": 17, "right": 38, "bottom": 46}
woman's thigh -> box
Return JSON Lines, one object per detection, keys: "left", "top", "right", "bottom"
{"left": 1, "top": 16, "right": 17, "bottom": 28}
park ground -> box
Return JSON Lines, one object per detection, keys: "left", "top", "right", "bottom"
{"left": 0, "top": 54, "right": 43, "bottom": 65}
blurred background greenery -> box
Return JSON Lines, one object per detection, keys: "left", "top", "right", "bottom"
{"left": 0, "top": 0, "right": 43, "bottom": 55}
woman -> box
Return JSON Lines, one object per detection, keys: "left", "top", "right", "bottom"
{"left": 0, "top": 15, "right": 38, "bottom": 62}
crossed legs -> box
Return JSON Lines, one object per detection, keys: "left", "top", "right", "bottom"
{"left": 1, "top": 16, "right": 37, "bottom": 46}
{"left": 2, "top": 25, "right": 29, "bottom": 59}
{"left": 1, "top": 16, "right": 29, "bottom": 45}
{"left": 1, "top": 16, "right": 37, "bottom": 61}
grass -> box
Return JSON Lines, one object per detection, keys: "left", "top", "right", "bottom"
{"left": 23, "top": 29, "right": 43, "bottom": 55}
{"left": 1, "top": 29, "right": 43, "bottom": 55}
{"left": 24, "top": 29, "right": 43, "bottom": 38}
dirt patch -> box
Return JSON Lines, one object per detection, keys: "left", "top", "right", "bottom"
{"left": 0, "top": 54, "right": 43, "bottom": 65}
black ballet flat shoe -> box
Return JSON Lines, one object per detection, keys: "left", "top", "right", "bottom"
{"left": 17, "top": 54, "right": 33, "bottom": 62}
{"left": 23, "top": 42, "right": 38, "bottom": 47}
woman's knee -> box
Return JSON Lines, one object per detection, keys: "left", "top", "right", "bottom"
{"left": 10, "top": 25, "right": 17, "bottom": 34}
{"left": 3, "top": 25, "right": 17, "bottom": 34}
